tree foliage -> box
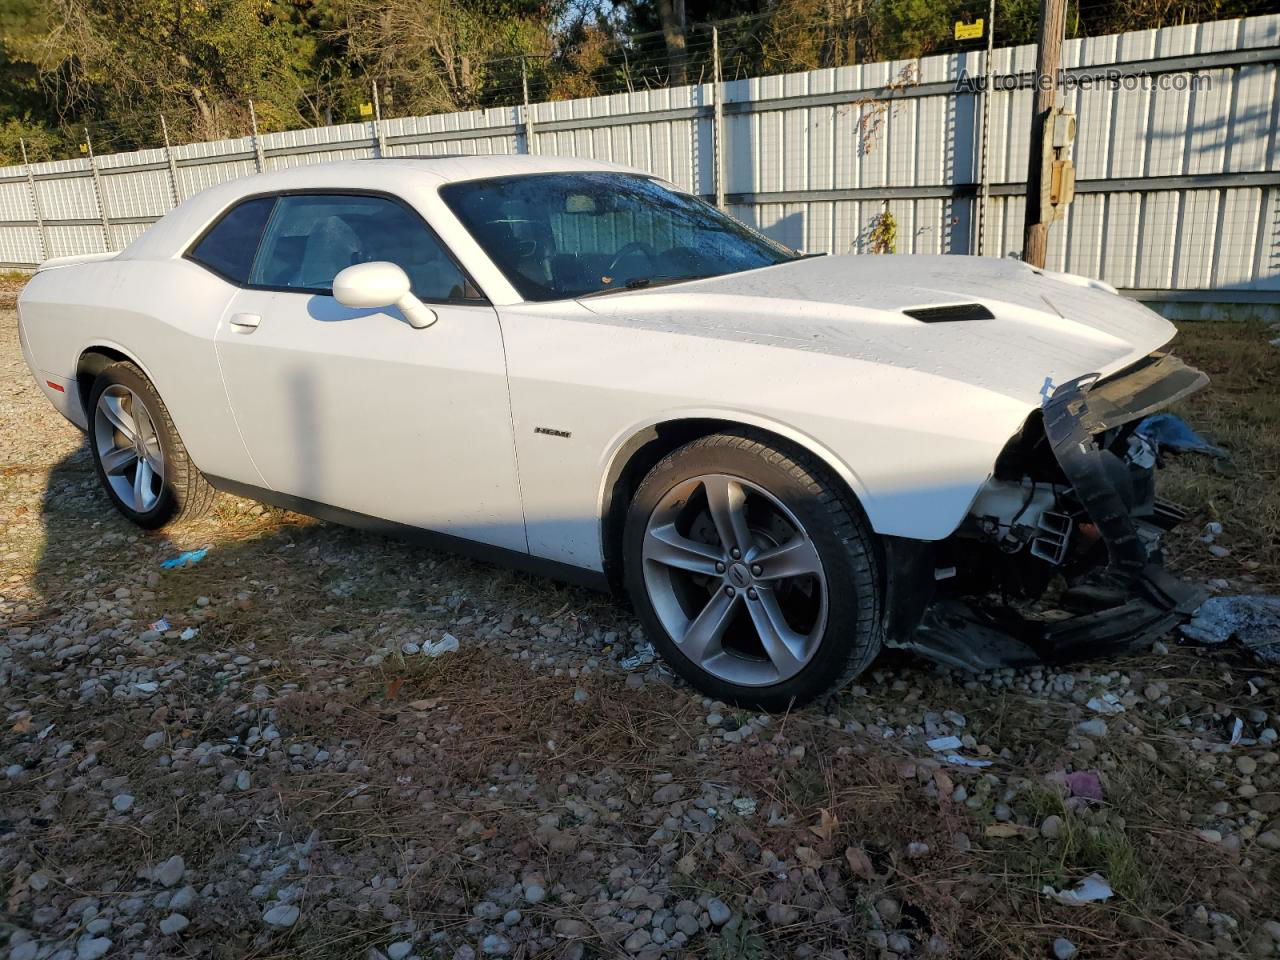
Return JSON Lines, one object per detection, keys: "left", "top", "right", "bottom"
{"left": 0, "top": 0, "right": 1272, "bottom": 163}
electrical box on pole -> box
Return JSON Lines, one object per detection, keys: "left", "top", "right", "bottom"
{"left": 1038, "top": 107, "right": 1076, "bottom": 223}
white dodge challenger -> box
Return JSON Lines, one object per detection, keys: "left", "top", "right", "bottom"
{"left": 18, "top": 156, "right": 1208, "bottom": 708}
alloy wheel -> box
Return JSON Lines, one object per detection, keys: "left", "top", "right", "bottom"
{"left": 641, "top": 473, "right": 828, "bottom": 687}
{"left": 94, "top": 384, "right": 165, "bottom": 513}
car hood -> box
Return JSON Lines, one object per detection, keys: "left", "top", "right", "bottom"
{"left": 576, "top": 254, "right": 1176, "bottom": 408}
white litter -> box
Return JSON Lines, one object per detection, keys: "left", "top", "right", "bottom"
{"left": 423, "top": 633, "right": 460, "bottom": 658}
{"left": 1086, "top": 692, "right": 1125, "bottom": 715}
{"left": 134, "top": 682, "right": 159, "bottom": 694}
{"left": 1042, "top": 873, "right": 1113, "bottom": 906}
{"left": 179, "top": 627, "right": 197, "bottom": 641}
{"left": 943, "top": 753, "right": 993, "bottom": 768}
{"left": 927, "top": 735, "right": 964, "bottom": 751}
{"left": 1230, "top": 716, "right": 1244, "bottom": 746}
{"left": 620, "top": 643, "right": 656, "bottom": 670}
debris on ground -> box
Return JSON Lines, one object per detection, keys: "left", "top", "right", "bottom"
{"left": 1042, "top": 873, "right": 1115, "bottom": 906}
{"left": 1182, "top": 595, "right": 1280, "bottom": 663}
{"left": 422, "top": 632, "right": 460, "bottom": 657}
{"left": 1135, "top": 412, "right": 1226, "bottom": 457}
{"left": 160, "top": 547, "right": 208, "bottom": 569}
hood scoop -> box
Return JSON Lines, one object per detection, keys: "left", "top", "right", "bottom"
{"left": 903, "top": 303, "right": 995, "bottom": 323}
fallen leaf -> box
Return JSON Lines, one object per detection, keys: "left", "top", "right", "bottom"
{"left": 385, "top": 677, "right": 405, "bottom": 700}
{"left": 408, "top": 698, "right": 440, "bottom": 710}
{"left": 985, "top": 823, "right": 1036, "bottom": 839}
{"left": 809, "top": 807, "right": 838, "bottom": 842}
{"left": 795, "top": 845, "right": 822, "bottom": 868}
{"left": 934, "top": 768, "right": 954, "bottom": 801}
{"left": 10, "top": 713, "right": 32, "bottom": 734}
{"left": 844, "top": 846, "right": 875, "bottom": 880}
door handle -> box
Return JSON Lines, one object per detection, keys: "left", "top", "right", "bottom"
{"left": 230, "top": 313, "right": 261, "bottom": 332}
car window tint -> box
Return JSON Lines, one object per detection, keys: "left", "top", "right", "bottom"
{"left": 250, "top": 194, "right": 470, "bottom": 301}
{"left": 189, "top": 196, "right": 276, "bottom": 283}
{"left": 440, "top": 173, "right": 796, "bottom": 301}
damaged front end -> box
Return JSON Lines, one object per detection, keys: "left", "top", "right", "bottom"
{"left": 889, "top": 352, "right": 1211, "bottom": 671}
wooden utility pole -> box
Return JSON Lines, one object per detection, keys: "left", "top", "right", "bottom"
{"left": 1021, "top": 0, "right": 1067, "bottom": 267}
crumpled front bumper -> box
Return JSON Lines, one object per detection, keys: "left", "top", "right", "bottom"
{"left": 906, "top": 353, "right": 1210, "bottom": 671}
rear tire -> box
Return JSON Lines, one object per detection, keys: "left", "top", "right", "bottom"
{"left": 623, "top": 430, "right": 882, "bottom": 710}
{"left": 87, "top": 361, "right": 216, "bottom": 529}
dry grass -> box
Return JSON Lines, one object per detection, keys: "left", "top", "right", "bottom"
{"left": 1162, "top": 316, "right": 1280, "bottom": 588}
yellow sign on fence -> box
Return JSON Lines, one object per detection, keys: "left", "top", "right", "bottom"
{"left": 954, "top": 19, "right": 984, "bottom": 40}
{"left": 359, "top": 102, "right": 374, "bottom": 117}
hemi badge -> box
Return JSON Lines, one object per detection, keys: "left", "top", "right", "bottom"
{"left": 46, "top": 380, "right": 65, "bottom": 393}
{"left": 534, "top": 426, "right": 572, "bottom": 439}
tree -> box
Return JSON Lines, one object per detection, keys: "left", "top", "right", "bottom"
{"left": 37, "top": 0, "right": 313, "bottom": 144}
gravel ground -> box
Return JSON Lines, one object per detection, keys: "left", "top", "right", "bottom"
{"left": 2, "top": 282, "right": 1278, "bottom": 960}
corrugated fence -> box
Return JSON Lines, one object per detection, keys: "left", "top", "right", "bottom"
{"left": 1, "top": 14, "right": 1277, "bottom": 303}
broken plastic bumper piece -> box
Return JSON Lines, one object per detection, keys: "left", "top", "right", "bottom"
{"left": 909, "top": 355, "right": 1208, "bottom": 672}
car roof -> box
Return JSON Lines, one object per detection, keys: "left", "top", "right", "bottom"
{"left": 119, "top": 155, "right": 650, "bottom": 261}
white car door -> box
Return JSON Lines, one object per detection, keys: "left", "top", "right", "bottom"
{"left": 212, "top": 191, "right": 526, "bottom": 553}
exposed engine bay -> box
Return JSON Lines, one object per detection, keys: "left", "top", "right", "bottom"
{"left": 887, "top": 352, "right": 1211, "bottom": 671}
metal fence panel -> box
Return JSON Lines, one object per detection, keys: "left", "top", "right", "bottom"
{"left": 1, "top": 14, "right": 1277, "bottom": 300}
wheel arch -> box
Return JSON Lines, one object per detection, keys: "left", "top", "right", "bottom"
{"left": 597, "top": 414, "right": 878, "bottom": 594}
{"left": 75, "top": 343, "right": 155, "bottom": 419}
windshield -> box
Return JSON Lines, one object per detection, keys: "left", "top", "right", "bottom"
{"left": 440, "top": 172, "right": 798, "bottom": 301}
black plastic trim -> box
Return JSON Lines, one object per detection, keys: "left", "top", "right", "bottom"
{"left": 903, "top": 303, "right": 995, "bottom": 323}
{"left": 203, "top": 474, "right": 610, "bottom": 592}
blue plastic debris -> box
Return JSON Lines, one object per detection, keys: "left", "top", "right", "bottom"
{"left": 1134, "top": 413, "right": 1225, "bottom": 458}
{"left": 160, "top": 548, "right": 208, "bottom": 570}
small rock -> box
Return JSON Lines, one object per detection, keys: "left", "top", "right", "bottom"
{"left": 159, "top": 913, "right": 189, "bottom": 935}
{"left": 143, "top": 731, "right": 165, "bottom": 750}
{"left": 481, "top": 933, "right": 512, "bottom": 956}
{"left": 1238, "top": 756, "right": 1258, "bottom": 776}
{"left": 876, "top": 898, "right": 901, "bottom": 923}
{"left": 623, "top": 929, "right": 652, "bottom": 952}
{"left": 155, "top": 855, "right": 185, "bottom": 888}
{"left": 1040, "top": 815, "right": 1063, "bottom": 840}
{"left": 1077, "top": 718, "right": 1108, "bottom": 738}
{"left": 887, "top": 932, "right": 912, "bottom": 954}
{"left": 112, "top": 793, "right": 134, "bottom": 812}
{"left": 77, "top": 938, "right": 112, "bottom": 960}
{"left": 707, "top": 898, "right": 732, "bottom": 926}
{"left": 554, "top": 919, "right": 590, "bottom": 938}
{"left": 653, "top": 783, "right": 684, "bottom": 804}
{"left": 11, "top": 943, "right": 38, "bottom": 960}
{"left": 1053, "top": 937, "right": 1078, "bottom": 960}
{"left": 263, "top": 903, "right": 300, "bottom": 928}
{"left": 387, "top": 943, "right": 413, "bottom": 960}
{"left": 523, "top": 882, "right": 546, "bottom": 904}
{"left": 1256, "top": 830, "right": 1280, "bottom": 851}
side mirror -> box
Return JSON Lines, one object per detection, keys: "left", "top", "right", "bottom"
{"left": 332, "top": 261, "right": 437, "bottom": 329}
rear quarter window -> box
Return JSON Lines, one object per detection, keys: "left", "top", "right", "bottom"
{"left": 188, "top": 196, "right": 277, "bottom": 283}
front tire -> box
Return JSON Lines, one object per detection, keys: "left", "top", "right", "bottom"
{"left": 88, "top": 361, "right": 216, "bottom": 529}
{"left": 623, "top": 430, "right": 882, "bottom": 710}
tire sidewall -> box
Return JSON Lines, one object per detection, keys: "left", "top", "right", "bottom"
{"left": 623, "top": 437, "right": 880, "bottom": 710}
{"left": 88, "top": 364, "right": 179, "bottom": 529}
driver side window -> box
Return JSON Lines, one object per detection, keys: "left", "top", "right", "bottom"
{"left": 250, "top": 194, "right": 474, "bottom": 302}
